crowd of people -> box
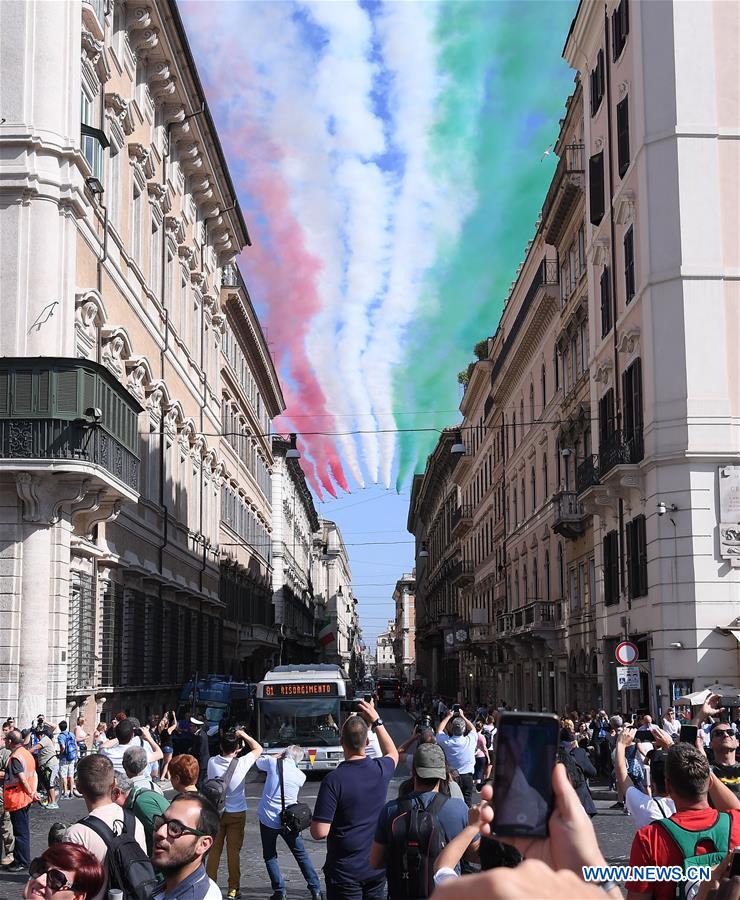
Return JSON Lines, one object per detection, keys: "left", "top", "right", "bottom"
{"left": 0, "top": 692, "right": 739, "bottom": 899}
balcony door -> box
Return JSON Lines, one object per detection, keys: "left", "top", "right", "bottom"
{"left": 622, "top": 358, "right": 644, "bottom": 459}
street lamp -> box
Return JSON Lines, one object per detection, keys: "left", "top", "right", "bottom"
{"left": 418, "top": 542, "right": 429, "bottom": 559}
{"left": 451, "top": 430, "right": 466, "bottom": 455}
{"left": 286, "top": 433, "right": 300, "bottom": 459}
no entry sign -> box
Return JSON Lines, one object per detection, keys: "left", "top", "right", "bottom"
{"left": 615, "top": 641, "right": 639, "bottom": 665}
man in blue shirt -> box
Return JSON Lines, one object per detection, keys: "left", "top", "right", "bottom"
{"left": 370, "top": 742, "right": 476, "bottom": 893}
{"left": 256, "top": 745, "right": 322, "bottom": 900}
{"left": 311, "top": 699, "right": 398, "bottom": 900}
{"left": 436, "top": 710, "right": 477, "bottom": 806}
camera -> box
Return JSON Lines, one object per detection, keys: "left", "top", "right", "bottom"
{"left": 415, "top": 714, "right": 432, "bottom": 732}
{"left": 363, "top": 694, "right": 373, "bottom": 703}
{"left": 453, "top": 705, "right": 461, "bottom": 714}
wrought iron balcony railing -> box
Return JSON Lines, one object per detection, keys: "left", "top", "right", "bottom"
{"left": 599, "top": 428, "right": 644, "bottom": 477}
{"left": 576, "top": 454, "right": 600, "bottom": 494}
{"left": 552, "top": 490, "right": 588, "bottom": 539}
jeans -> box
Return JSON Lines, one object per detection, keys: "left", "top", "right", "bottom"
{"left": 205, "top": 810, "right": 246, "bottom": 891}
{"left": 474, "top": 756, "right": 486, "bottom": 785}
{"left": 457, "top": 772, "right": 475, "bottom": 807}
{"left": 9, "top": 806, "right": 30, "bottom": 868}
{"left": 259, "top": 821, "right": 321, "bottom": 895}
{"left": 325, "top": 873, "right": 385, "bottom": 900}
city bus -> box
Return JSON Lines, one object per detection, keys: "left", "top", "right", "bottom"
{"left": 255, "top": 664, "right": 352, "bottom": 772}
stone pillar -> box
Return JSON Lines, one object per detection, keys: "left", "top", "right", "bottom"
{"left": 17, "top": 523, "right": 53, "bottom": 725}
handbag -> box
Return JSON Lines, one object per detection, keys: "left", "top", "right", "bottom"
{"left": 278, "top": 757, "right": 312, "bottom": 837}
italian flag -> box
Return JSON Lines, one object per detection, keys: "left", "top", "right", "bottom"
{"left": 318, "top": 619, "right": 335, "bottom": 647}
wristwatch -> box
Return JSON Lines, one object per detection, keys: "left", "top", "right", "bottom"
{"left": 371, "top": 719, "right": 385, "bottom": 730}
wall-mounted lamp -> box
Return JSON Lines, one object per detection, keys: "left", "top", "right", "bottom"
{"left": 657, "top": 501, "right": 678, "bottom": 517}
{"left": 85, "top": 176, "right": 105, "bottom": 197}
{"left": 669, "top": 641, "right": 684, "bottom": 649}
{"left": 286, "top": 433, "right": 300, "bottom": 459}
{"left": 561, "top": 447, "right": 573, "bottom": 459}
{"left": 451, "top": 431, "right": 466, "bottom": 455}
{"left": 418, "top": 542, "right": 429, "bottom": 559}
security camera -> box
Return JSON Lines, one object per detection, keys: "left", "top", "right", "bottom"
{"left": 657, "top": 501, "right": 677, "bottom": 516}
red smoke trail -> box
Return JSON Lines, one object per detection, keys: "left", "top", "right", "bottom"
{"left": 186, "top": 25, "right": 349, "bottom": 496}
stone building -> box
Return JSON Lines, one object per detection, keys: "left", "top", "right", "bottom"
{"left": 312, "top": 519, "right": 356, "bottom": 677}
{"left": 392, "top": 572, "right": 416, "bottom": 684}
{"left": 0, "top": 0, "right": 283, "bottom": 722}
{"left": 375, "top": 622, "right": 396, "bottom": 679}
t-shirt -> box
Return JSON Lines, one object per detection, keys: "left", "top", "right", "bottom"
{"left": 625, "top": 786, "right": 676, "bottom": 830}
{"left": 662, "top": 718, "right": 681, "bottom": 738}
{"left": 436, "top": 731, "right": 477, "bottom": 775}
{"left": 102, "top": 737, "right": 145, "bottom": 775}
{"left": 475, "top": 733, "right": 488, "bottom": 759}
{"left": 711, "top": 762, "right": 740, "bottom": 798}
{"left": 256, "top": 756, "right": 306, "bottom": 829}
{"left": 374, "top": 790, "right": 474, "bottom": 875}
{"left": 206, "top": 752, "right": 256, "bottom": 813}
{"left": 35, "top": 734, "right": 58, "bottom": 767}
{"left": 625, "top": 807, "right": 740, "bottom": 899}
{"left": 64, "top": 802, "right": 147, "bottom": 900}
{"left": 313, "top": 755, "right": 396, "bottom": 884}
{"left": 365, "top": 730, "right": 382, "bottom": 759}
{"left": 128, "top": 777, "right": 170, "bottom": 854}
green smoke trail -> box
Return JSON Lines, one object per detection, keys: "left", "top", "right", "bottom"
{"left": 394, "top": 0, "right": 577, "bottom": 488}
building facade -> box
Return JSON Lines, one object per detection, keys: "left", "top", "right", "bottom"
{"left": 312, "top": 519, "right": 357, "bottom": 677}
{"left": 375, "top": 622, "right": 396, "bottom": 679}
{"left": 0, "top": 0, "right": 283, "bottom": 722}
{"left": 270, "top": 435, "right": 321, "bottom": 667}
{"left": 392, "top": 572, "right": 416, "bottom": 683}
{"left": 411, "top": 0, "right": 740, "bottom": 714}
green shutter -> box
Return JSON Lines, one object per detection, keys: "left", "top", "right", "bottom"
{"left": 37, "top": 371, "right": 50, "bottom": 413}
{"left": 55, "top": 370, "right": 79, "bottom": 415}
{"left": 82, "top": 371, "right": 96, "bottom": 416}
{"left": 13, "top": 371, "right": 33, "bottom": 414}
{"left": 0, "top": 372, "right": 8, "bottom": 415}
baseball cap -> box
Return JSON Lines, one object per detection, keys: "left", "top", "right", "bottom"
{"left": 413, "top": 743, "right": 447, "bottom": 780}
{"left": 450, "top": 717, "right": 466, "bottom": 736}
{"left": 190, "top": 716, "right": 204, "bottom": 726}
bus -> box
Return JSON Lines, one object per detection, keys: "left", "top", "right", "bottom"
{"left": 255, "top": 664, "right": 352, "bottom": 772}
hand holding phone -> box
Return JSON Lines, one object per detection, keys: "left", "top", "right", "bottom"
{"left": 492, "top": 712, "right": 559, "bottom": 838}
{"left": 679, "top": 725, "right": 698, "bottom": 745}
{"left": 730, "top": 848, "right": 740, "bottom": 878}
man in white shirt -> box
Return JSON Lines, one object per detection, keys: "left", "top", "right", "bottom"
{"left": 256, "top": 746, "right": 322, "bottom": 900}
{"left": 64, "top": 754, "right": 148, "bottom": 900}
{"left": 101, "top": 719, "right": 162, "bottom": 776}
{"left": 204, "top": 728, "right": 261, "bottom": 899}
{"left": 614, "top": 727, "right": 675, "bottom": 829}
{"left": 661, "top": 707, "right": 680, "bottom": 739}
{"left": 436, "top": 710, "right": 477, "bottom": 806}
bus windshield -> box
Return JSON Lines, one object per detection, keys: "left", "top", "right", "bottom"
{"left": 258, "top": 697, "right": 341, "bottom": 748}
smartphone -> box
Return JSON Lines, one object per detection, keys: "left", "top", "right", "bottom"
{"left": 492, "top": 712, "right": 559, "bottom": 838}
{"left": 679, "top": 725, "right": 698, "bottom": 744}
{"left": 364, "top": 694, "right": 373, "bottom": 703}
{"left": 729, "top": 849, "right": 740, "bottom": 878}
{"left": 636, "top": 730, "right": 657, "bottom": 744}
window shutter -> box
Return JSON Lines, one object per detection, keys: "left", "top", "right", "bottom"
{"left": 612, "top": 9, "right": 619, "bottom": 61}
{"left": 617, "top": 96, "right": 630, "bottom": 177}
{"left": 37, "top": 371, "right": 50, "bottom": 414}
{"left": 624, "top": 227, "right": 635, "bottom": 302}
{"left": 55, "top": 370, "right": 79, "bottom": 416}
{"left": 0, "top": 372, "right": 8, "bottom": 416}
{"left": 600, "top": 266, "right": 611, "bottom": 337}
{"left": 637, "top": 515, "right": 647, "bottom": 597}
{"left": 589, "top": 151, "right": 605, "bottom": 225}
{"left": 13, "top": 371, "right": 33, "bottom": 414}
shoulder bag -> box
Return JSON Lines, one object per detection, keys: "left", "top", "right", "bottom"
{"left": 278, "top": 757, "right": 312, "bottom": 838}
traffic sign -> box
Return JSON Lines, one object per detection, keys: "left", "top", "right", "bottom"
{"left": 615, "top": 641, "right": 639, "bottom": 665}
{"left": 617, "top": 666, "right": 641, "bottom": 691}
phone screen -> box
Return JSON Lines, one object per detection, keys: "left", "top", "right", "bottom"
{"left": 729, "top": 849, "right": 740, "bottom": 878}
{"left": 679, "top": 725, "right": 698, "bottom": 744}
{"left": 492, "top": 712, "right": 559, "bottom": 837}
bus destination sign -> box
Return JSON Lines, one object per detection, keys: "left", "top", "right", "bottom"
{"left": 264, "top": 682, "right": 339, "bottom": 698}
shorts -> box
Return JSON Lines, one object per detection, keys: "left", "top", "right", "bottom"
{"left": 42, "top": 762, "right": 59, "bottom": 790}
{"left": 59, "top": 761, "right": 76, "bottom": 779}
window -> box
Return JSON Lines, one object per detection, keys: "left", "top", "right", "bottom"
{"left": 626, "top": 514, "right": 648, "bottom": 598}
{"left": 523, "top": 566, "right": 528, "bottom": 605}
{"left": 557, "top": 544, "right": 565, "bottom": 598}
{"left": 150, "top": 222, "right": 161, "bottom": 292}
{"left": 543, "top": 453, "right": 549, "bottom": 500}
{"left": 612, "top": 0, "right": 629, "bottom": 61}
{"left": 131, "top": 185, "right": 143, "bottom": 262}
{"left": 624, "top": 226, "right": 635, "bottom": 303}
{"left": 603, "top": 530, "right": 620, "bottom": 606}
{"left": 617, "top": 96, "right": 630, "bottom": 177}
{"left": 590, "top": 49, "right": 605, "bottom": 116}
{"left": 541, "top": 364, "right": 547, "bottom": 410}
{"left": 556, "top": 439, "right": 561, "bottom": 485}
{"left": 589, "top": 151, "right": 605, "bottom": 225}
{"left": 571, "top": 335, "right": 578, "bottom": 384}
{"left": 578, "top": 224, "right": 586, "bottom": 273}
{"left": 622, "top": 357, "right": 644, "bottom": 458}
{"left": 531, "top": 466, "right": 536, "bottom": 513}
{"left": 544, "top": 551, "right": 551, "bottom": 602}
{"left": 80, "top": 90, "right": 104, "bottom": 182}
{"left": 569, "top": 241, "right": 578, "bottom": 293}
{"left": 600, "top": 267, "right": 612, "bottom": 337}
{"left": 521, "top": 479, "right": 526, "bottom": 521}
{"left": 569, "top": 568, "right": 577, "bottom": 611}
{"left": 530, "top": 383, "right": 535, "bottom": 423}
{"left": 106, "top": 147, "right": 120, "bottom": 230}
{"left": 579, "top": 562, "right": 587, "bottom": 609}
{"left": 554, "top": 349, "right": 560, "bottom": 391}
{"left": 533, "top": 559, "right": 539, "bottom": 602}
{"left": 520, "top": 399, "right": 525, "bottom": 436}
{"left": 513, "top": 488, "right": 517, "bottom": 527}
{"left": 512, "top": 414, "right": 517, "bottom": 450}
{"left": 588, "top": 558, "right": 596, "bottom": 607}
{"left": 598, "top": 388, "right": 616, "bottom": 446}
{"left": 560, "top": 256, "right": 570, "bottom": 303}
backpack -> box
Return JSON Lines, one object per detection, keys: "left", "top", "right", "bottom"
{"left": 202, "top": 755, "right": 240, "bottom": 816}
{"left": 59, "top": 731, "right": 78, "bottom": 762}
{"left": 79, "top": 808, "right": 158, "bottom": 900}
{"left": 557, "top": 747, "right": 585, "bottom": 790}
{"left": 387, "top": 793, "right": 448, "bottom": 899}
{"left": 655, "top": 811, "right": 731, "bottom": 900}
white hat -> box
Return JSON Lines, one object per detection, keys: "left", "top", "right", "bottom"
{"left": 190, "top": 716, "right": 204, "bottom": 726}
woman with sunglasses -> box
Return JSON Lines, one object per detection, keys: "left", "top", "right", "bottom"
{"left": 23, "top": 843, "right": 104, "bottom": 898}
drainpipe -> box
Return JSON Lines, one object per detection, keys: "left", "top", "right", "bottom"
{"left": 603, "top": 6, "right": 626, "bottom": 603}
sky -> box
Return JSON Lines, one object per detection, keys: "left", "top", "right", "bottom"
{"left": 179, "top": 0, "right": 577, "bottom": 650}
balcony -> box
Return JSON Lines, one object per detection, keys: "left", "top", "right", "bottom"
{"left": 551, "top": 490, "right": 588, "bottom": 539}
{"left": 496, "top": 600, "right": 563, "bottom": 640}
{"left": 450, "top": 504, "right": 473, "bottom": 538}
{"left": 541, "top": 144, "right": 585, "bottom": 245}
{"left": 82, "top": 0, "right": 105, "bottom": 39}
{"left": 576, "top": 455, "right": 600, "bottom": 495}
{"left": 599, "top": 428, "right": 644, "bottom": 478}
{"left": 0, "top": 359, "right": 142, "bottom": 496}
{"left": 449, "top": 559, "right": 475, "bottom": 586}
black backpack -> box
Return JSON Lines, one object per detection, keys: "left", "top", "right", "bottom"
{"left": 202, "top": 754, "right": 240, "bottom": 816}
{"left": 557, "top": 747, "right": 585, "bottom": 790}
{"left": 387, "top": 793, "right": 448, "bottom": 899}
{"left": 79, "top": 808, "right": 158, "bottom": 900}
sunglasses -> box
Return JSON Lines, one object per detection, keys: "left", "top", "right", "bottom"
{"left": 29, "top": 857, "right": 76, "bottom": 892}
{"left": 152, "top": 814, "right": 206, "bottom": 839}
{"left": 713, "top": 728, "right": 736, "bottom": 737}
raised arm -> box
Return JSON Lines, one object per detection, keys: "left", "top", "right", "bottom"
{"left": 235, "top": 728, "right": 262, "bottom": 759}
{"left": 357, "top": 699, "right": 398, "bottom": 765}
{"left": 139, "top": 725, "right": 163, "bottom": 763}
{"left": 614, "top": 726, "right": 636, "bottom": 800}
{"left": 437, "top": 712, "right": 453, "bottom": 735}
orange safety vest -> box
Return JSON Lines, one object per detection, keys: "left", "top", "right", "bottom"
{"left": 4, "top": 746, "right": 37, "bottom": 812}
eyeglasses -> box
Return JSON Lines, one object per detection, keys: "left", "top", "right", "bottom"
{"left": 712, "top": 728, "right": 736, "bottom": 738}
{"left": 152, "top": 814, "right": 206, "bottom": 839}
{"left": 29, "top": 858, "right": 76, "bottom": 892}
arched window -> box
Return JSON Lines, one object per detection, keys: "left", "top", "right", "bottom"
{"left": 520, "top": 399, "right": 525, "bottom": 436}
{"left": 529, "top": 383, "right": 535, "bottom": 423}
{"left": 543, "top": 453, "right": 549, "bottom": 500}
{"left": 523, "top": 565, "right": 528, "bottom": 605}
{"left": 541, "top": 363, "right": 547, "bottom": 410}
{"left": 555, "top": 438, "right": 561, "bottom": 486}
{"left": 512, "top": 413, "right": 517, "bottom": 450}
{"left": 514, "top": 569, "right": 519, "bottom": 606}
{"left": 521, "top": 478, "right": 526, "bottom": 521}
{"left": 513, "top": 488, "right": 518, "bottom": 526}
{"left": 533, "top": 557, "right": 539, "bottom": 601}
{"left": 531, "top": 466, "right": 537, "bottom": 512}
{"left": 544, "top": 550, "right": 551, "bottom": 601}
{"left": 558, "top": 543, "right": 565, "bottom": 597}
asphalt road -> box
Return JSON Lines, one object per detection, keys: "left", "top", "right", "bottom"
{"left": 0, "top": 706, "right": 635, "bottom": 898}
